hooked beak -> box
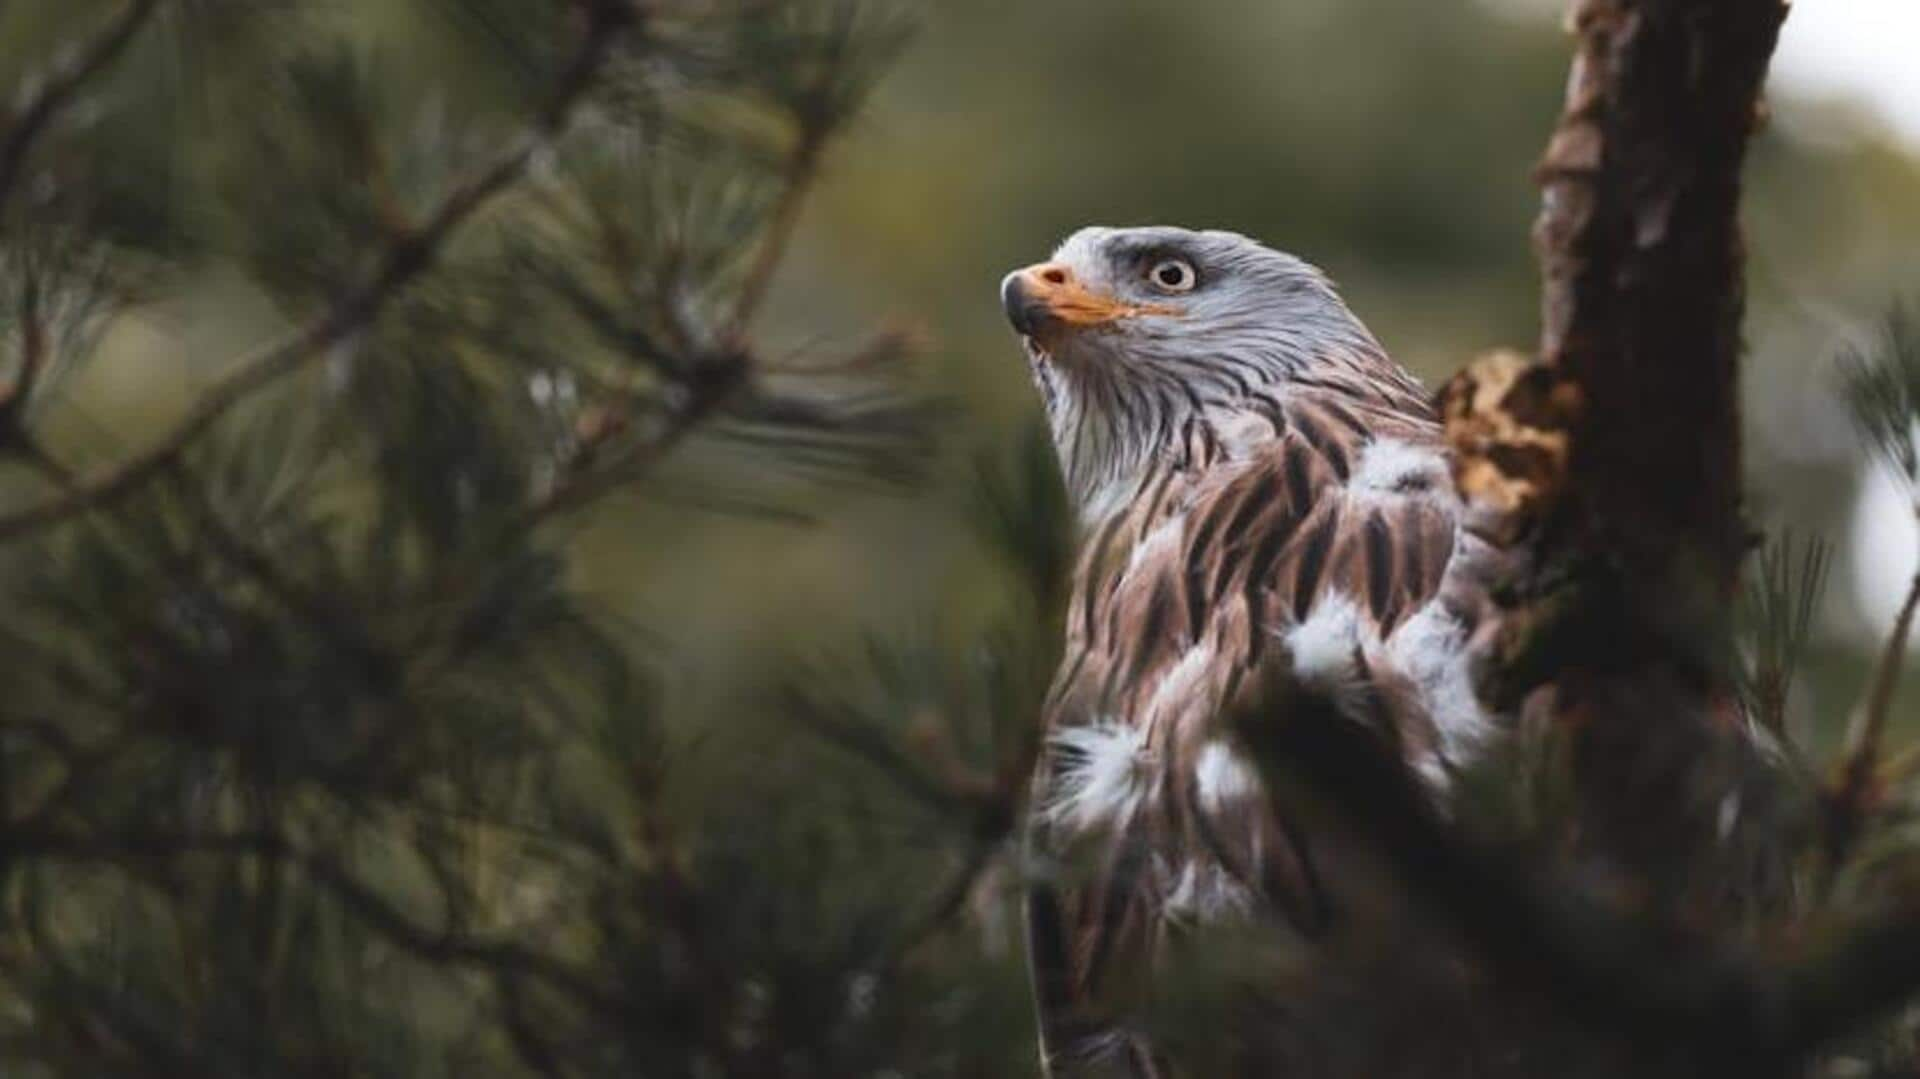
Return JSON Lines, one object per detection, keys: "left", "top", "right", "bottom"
{"left": 999, "top": 262, "right": 1175, "bottom": 346}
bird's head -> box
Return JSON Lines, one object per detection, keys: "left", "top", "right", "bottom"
{"left": 1000, "top": 226, "right": 1348, "bottom": 364}
{"left": 1000, "top": 226, "right": 1388, "bottom": 516}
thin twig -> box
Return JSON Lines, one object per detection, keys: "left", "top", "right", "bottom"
{"left": 0, "top": 264, "right": 46, "bottom": 436}
{"left": 0, "top": 0, "right": 164, "bottom": 214}
{"left": 498, "top": 973, "right": 569, "bottom": 1079}
{"left": 521, "top": 321, "right": 916, "bottom": 530}
{"left": 1828, "top": 503, "right": 1920, "bottom": 860}
{"left": 4, "top": 258, "right": 92, "bottom": 486}
{"left": 786, "top": 700, "right": 980, "bottom": 818}
{"left": 876, "top": 839, "right": 999, "bottom": 971}
{"left": 723, "top": 127, "right": 827, "bottom": 342}
{"left": 167, "top": 468, "right": 391, "bottom": 676}
{"left": 518, "top": 355, "right": 750, "bottom": 528}
{"left": 0, "top": 2, "right": 633, "bottom": 546}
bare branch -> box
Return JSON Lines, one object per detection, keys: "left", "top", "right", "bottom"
{"left": 0, "top": 0, "right": 164, "bottom": 214}
{"left": 0, "top": 1, "right": 636, "bottom": 546}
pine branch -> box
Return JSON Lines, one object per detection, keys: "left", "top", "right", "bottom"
{"left": 1827, "top": 307, "right": 1920, "bottom": 864}
{"left": 498, "top": 974, "right": 569, "bottom": 1079}
{"left": 0, "top": 0, "right": 637, "bottom": 545}
{"left": 1230, "top": 684, "right": 1920, "bottom": 1072}
{"left": 0, "top": 264, "right": 74, "bottom": 478}
{"left": 787, "top": 700, "right": 983, "bottom": 818}
{"left": 725, "top": 125, "right": 828, "bottom": 341}
{"left": 0, "top": 0, "right": 164, "bottom": 216}
{"left": 6, "top": 827, "right": 625, "bottom": 1019}
{"left": 720, "top": 1, "right": 913, "bottom": 343}
{"left": 1738, "top": 531, "right": 1831, "bottom": 735}
{"left": 520, "top": 349, "right": 751, "bottom": 526}
{"left": 875, "top": 838, "right": 999, "bottom": 970}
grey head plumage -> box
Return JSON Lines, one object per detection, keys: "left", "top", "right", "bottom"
{"left": 999, "top": 226, "right": 1415, "bottom": 520}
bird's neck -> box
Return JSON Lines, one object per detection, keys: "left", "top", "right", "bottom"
{"left": 1035, "top": 361, "right": 1282, "bottom": 529}
{"left": 1034, "top": 342, "right": 1416, "bottom": 531}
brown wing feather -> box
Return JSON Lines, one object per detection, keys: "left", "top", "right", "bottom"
{"left": 1028, "top": 380, "right": 1461, "bottom": 1075}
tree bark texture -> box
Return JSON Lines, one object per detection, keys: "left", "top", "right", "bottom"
{"left": 1535, "top": 0, "right": 1784, "bottom": 601}
{"left": 1444, "top": 0, "right": 1788, "bottom": 888}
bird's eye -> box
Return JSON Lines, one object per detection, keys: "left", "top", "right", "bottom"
{"left": 1147, "top": 258, "right": 1197, "bottom": 294}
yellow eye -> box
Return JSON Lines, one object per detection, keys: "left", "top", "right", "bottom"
{"left": 1147, "top": 258, "right": 1196, "bottom": 293}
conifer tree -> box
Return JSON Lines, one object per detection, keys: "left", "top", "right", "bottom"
{"left": 0, "top": 3, "right": 1058, "bottom": 1074}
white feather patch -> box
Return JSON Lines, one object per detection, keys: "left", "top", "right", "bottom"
{"left": 1194, "top": 740, "right": 1260, "bottom": 811}
{"left": 1043, "top": 722, "right": 1157, "bottom": 831}
{"left": 1350, "top": 437, "right": 1450, "bottom": 499}
{"left": 1384, "top": 601, "right": 1492, "bottom": 767}
{"left": 1284, "top": 590, "right": 1373, "bottom": 691}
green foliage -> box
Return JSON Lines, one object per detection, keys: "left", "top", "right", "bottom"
{"left": 1739, "top": 531, "right": 1834, "bottom": 737}
{"left": 1837, "top": 303, "right": 1920, "bottom": 488}
{"left": 0, "top": 2, "right": 1059, "bottom": 1075}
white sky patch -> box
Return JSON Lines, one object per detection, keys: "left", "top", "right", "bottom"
{"left": 1771, "top": 0, "right": 1920, "bottom": 148}
{"left": 1848, "top": 462, "right": 1919, "bottom": 646}
{"left": 1843, "top": 456, "right": 1920, "bottom": 641}
{"left": 1475, "top": 0, "right": 1920, "bottom": 151}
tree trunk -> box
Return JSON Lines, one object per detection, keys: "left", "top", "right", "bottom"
{"left": 1537, "top": 0, "right": 1783, "bottom": 599}
{"left": 1447, "top": 0, "right": 1788, "bottom": 886}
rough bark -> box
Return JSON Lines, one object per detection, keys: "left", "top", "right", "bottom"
{"left": 1443, "top": 0, "right": 1788, "bottom": 885}
{"left": 1535, "top": 0, "right": 1783, "bottom": 600}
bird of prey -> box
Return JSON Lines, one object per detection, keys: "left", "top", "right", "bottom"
{"left": 1000, "top": 227, "right": 1496, "bottom": 1077}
